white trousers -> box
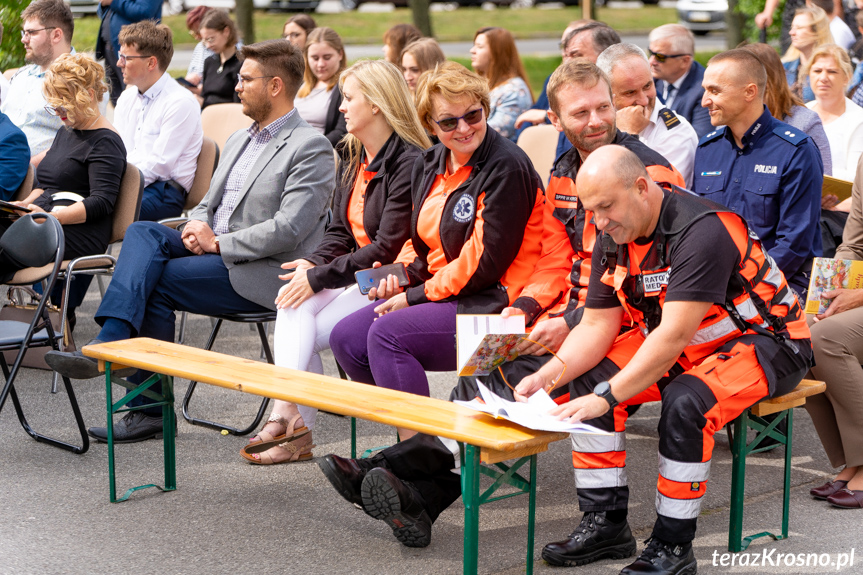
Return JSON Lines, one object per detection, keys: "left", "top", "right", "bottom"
{"left": 272, "top": 284, "right": 370, "bottom": 430}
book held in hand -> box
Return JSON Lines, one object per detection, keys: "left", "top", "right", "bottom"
{"left": 453, "top": 380, "right": 609, "bottom": 435}
{"left": 456, "top": 314, "right": 527, "bottom": 377}
{"left": 806, "top": 257, "right": 863, "bottom": 314}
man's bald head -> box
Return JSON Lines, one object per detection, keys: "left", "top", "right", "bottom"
{"left": 707, "top": 49, "right": 767, "bottom": 99}
{"left": 577, "top": 145, "right": 660, "bottom": 244}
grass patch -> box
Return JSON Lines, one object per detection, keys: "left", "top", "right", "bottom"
{"left": 71, "top": 6, "right": 678, "bottom": 52}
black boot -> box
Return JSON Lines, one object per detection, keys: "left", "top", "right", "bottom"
{"left": 541, "top": 511, "right": 636, "bottom": 567}
{"left": 317, "top": 453, "right": 389, "bottom": 508}
{"left": 620, "top": 537, "right": 697, "bottom": 574}
{"left": 361, "top": 467, "right": 433, "bottom": 548}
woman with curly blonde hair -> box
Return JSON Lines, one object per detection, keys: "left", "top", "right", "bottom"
{"left": 5, "top": 53, "right": 127, "bottom": 313}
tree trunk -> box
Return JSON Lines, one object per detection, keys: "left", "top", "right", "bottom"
{"left": 409, "top": 0, "right": 433, "bottom": 38}
{"left": 236, "top": 0, "right": 255, "bottom": 45}
{"left": 726, "top": 0, "right": 745, "bottom": 49}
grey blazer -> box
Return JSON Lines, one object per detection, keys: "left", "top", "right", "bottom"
{"left": 188, "top": 111, "right": 335, "bottom": 310}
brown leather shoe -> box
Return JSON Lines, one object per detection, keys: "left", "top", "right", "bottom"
{"left": 827, "top": 488, "right": 863, "bottom": 509}
{"left": 810, "top": 480, "right": 848, "bottom": 500}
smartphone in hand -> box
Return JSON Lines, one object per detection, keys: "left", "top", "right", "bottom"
{"left": 355, "top": 263, "right": 409, "bottom": 295}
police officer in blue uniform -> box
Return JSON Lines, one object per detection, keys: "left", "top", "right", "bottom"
{"left": 693, "top": 49, "right": 822, "bottom": 298}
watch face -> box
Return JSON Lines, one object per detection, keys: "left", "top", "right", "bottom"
{"left": 595, "top": 381, "right": 610, "bottom": 396}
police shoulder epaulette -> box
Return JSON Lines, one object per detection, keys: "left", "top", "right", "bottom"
{"left": 658, "top": 108, "right": 681, "bottom": 129}
{"left": 697, "top": 126, "right": 725, "bottom": 146}
{"left": 773, "top": 125, "right": 809, "bottom": 145}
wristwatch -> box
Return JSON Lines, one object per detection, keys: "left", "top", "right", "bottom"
{"left": 214, "top": 236, "right": 220, "bottom": 254}
{"left": 593, "top": 381, "right": 618, "bottom": 408}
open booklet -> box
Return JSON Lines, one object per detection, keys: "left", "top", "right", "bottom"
{"left": 805, "top": 257, "right": 863, "bottom": 314}
{"left": 453, "top": 380, "right": 610, "bottom": 435}
{"left": 456, "top": 314, "right": 527, "bottom": 377}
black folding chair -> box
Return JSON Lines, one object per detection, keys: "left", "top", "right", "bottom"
{"left": 0, "top": 213, "right": 88, "bottom": 454}
{"left": 181, "top": 311, "right": 275, "bottom": 435}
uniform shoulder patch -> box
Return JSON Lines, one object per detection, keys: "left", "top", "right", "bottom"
{"left": 658, "top": 108, "right": 681, "bottom": 129}
{"left": 697, "top": 126, "right": 725, "bottom": 146}
{"left": 773, "top": 125, "right": 810, "bottom": 145}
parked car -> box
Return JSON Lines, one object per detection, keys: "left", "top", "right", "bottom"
{"left": 677, "top": 0, "right": 727, "bottom": 35}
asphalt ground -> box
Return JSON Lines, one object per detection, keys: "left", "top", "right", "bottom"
{"left": 1, "top": 266, "right": 860, "bottom": 574}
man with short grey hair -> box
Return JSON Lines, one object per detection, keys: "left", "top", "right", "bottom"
{"left": 648, "top": 23, "right": 711, "bottom": 137}
{"left": 597, "top": 42, "right": 698, "bottom": 186}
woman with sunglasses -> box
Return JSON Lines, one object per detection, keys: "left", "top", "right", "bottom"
{"left": 470, "top": 27, "right": 533, "bottom": 141}
{"left": 329, "top": 61, "right": 545, "bottom": 441}
{"left": 240, "top": 60, "right": 431, "bottom": 465}
{"left": 3, "top": 54, "right": 126, "bottom": 314}
{"left": 198, "top": 10, "right": 241, "bottom": 109}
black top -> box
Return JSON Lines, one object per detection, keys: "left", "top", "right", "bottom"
{"left": 33, "top": 127, "right": 127, "bottom": 257}
{"left": 201, "top": 52, "right": 242, "bottom": 109}
{"left": 324, "top": 84, "right": 348, "bottom": 149}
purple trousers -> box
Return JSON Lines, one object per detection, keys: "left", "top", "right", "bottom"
{"left": 329, "top": 300, "right": 458, "bottom": 397}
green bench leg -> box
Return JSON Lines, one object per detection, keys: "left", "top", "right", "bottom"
{"left": 728, "top": 407, "right": 792, "bottom": 552}
{"left": 105, "top": 362, "right": 177, "bottom": 503}
{"left": 462, "top": 443, "right": 481, "bottom": 575}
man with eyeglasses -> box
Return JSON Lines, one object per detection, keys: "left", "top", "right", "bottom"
{"left": 648, "top": 24, "right": 712, "bottom": 138}
{"left": 0, "top": 0, "right": 81, "bottom": 164}
{"left": 112, "top": 21, "right": 202, "bottom": 222}
{"left": 95, "top": 0, "right": 161, "bottom": 105}
{"left": 514, "top": 20, "right": 621, "bottom": 163}
{"left": 47, "top": 40, "right": 335, "bottom": 445}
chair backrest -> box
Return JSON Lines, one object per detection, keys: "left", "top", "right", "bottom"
{"left": 516, "top": 124, "right": 560, "bottom": 182}
{"left": 13, "top": 164, "right": 35, "bottom": 202}
{"left": 185, "top": 136, "right": 220, "bottom": 210}
{"left": 110, "top": 164, "right": 144, "bottom": 244}
{"left": 0, "top": 212, "right": 63, "bottom": 269}
{"left": 200, "top": 103, "right": 253, "bottom": 152}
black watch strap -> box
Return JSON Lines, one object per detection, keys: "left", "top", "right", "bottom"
{"left": 594, "top": 380, "right": 618, "bottom": 408}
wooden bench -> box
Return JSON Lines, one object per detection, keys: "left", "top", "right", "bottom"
{"left": 83, "top": 339, "right": 827, "bottom": 567}
{"left": 83, "top": 338, "right": 568, "bottom": 575}
{"left": 727, "top": 378, "right": 826, "bottom": 552}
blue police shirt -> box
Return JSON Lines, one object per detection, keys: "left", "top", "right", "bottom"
{"left": 692, "top": 106, "right": 823, "bottom": 290}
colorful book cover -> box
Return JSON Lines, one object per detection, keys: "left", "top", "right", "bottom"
{"left": 456, "top": 314, "right": 526, "bottom": 377}
{"left": 806, "top": 257, "right": 863, "bottom": 314}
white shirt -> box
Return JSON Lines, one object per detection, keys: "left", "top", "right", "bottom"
{"left": 0, "top": 73, "right": 9, "bottom": 108}
{"left": 830, "top": 17, "right": 856, "bottom": 51}
{"left": 114, "top": 72, "right": 203, "bottom": 192}
{"left": 294, "top": 86, "right": 330, "bottom": 134}
{"left": 808, "top": 98, "right": 863, "bottom": 181}
{"left": 662, "top": 66, "right": 691, "bottom": 109}
{"left": 639, "top": 102, "right": 699, "bottom": 187}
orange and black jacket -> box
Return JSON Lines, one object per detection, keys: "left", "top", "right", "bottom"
{"left": 400, "top": 127, "right": 545, "bottom": 313}
{"left": 304, "top": 132, "right": 420, "bottom": 292}
{"left": 511, "top": 131, "right": 685, "bottom": 328}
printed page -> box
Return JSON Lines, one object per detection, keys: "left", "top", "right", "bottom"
{"left": 806, "top": 258, "right": 863, "bottom": 314}
{"left": 456, "top": 314, "right": 526, "bottom": 376}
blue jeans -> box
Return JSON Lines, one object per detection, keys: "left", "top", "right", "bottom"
{"left": 96, "top": 221, "right": 270, "bottom": 411}
{"left": 139, "top": 180, "right": 186, "bottom": 222}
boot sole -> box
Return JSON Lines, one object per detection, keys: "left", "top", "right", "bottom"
{"left": 317, "top": 456, "right": 364, "bottom": 507}
{"left": 361, "top": 470, "right": 432, "bottom": 548}
{"left": 542, "top": 538, "right": 637, "bottom": 567}
{"left": 88, "top": 430, "right": 164, "bottom": 444}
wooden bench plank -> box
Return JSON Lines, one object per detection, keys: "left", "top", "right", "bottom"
{"left": 751, "top": 379, "right": 826, "bottom": 417}
{"left": 84, "top": 338, "right": 568, "bottom": 455}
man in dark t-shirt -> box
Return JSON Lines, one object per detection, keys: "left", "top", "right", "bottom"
{"left": 316, "top": 145, "right": 813, "bottom": 575}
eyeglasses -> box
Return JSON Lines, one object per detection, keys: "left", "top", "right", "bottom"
{"left": 283, "top": 32, "right": 303, "bottom": 40}
{"left": 202, "top": 36, "right": 219, "bottom": 45}
{"left": 432, "top": 108, "right": 484, "bottom": 133}
{"left": 648, "top": 50, "right": 689, "bottom": 63}
{"left": 118, "top": 54, "right": 151, "bottom": 64}
{"left": 44, "top": 105, "right": 67, "bottom": 117}
{"left": 236, "top": 74, "right": 274, "bottom": 86}
{"left": 21, "top": 27, "right": 55, "bottom": 39}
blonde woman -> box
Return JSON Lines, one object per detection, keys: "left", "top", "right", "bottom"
{"left": 400, "top": 37, "right": 446, "bottom": 95}
{"left": 5, "top": 53, "right": 125, "bottom": 312}
{"left": 807, "top": 44, "right": 863, "bottom": 187}
{"left": 296, "top": 27, "right": 347, "bottom": 147}
{"left": 782, "top": 5, "right": 834, "bottom": 102}
{"left": 241, "top": 60, "right": 431, "bottom": 464}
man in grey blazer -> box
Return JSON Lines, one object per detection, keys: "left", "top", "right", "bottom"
{"left": 47, "top": 39, "right": 335, "bottom": 443}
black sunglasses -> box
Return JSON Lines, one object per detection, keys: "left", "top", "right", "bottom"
{"left": 648, "top": 50, "right": 689, "bottom": 63}
{"left": 433, "top": 108, "right": 484, "bottom": 133}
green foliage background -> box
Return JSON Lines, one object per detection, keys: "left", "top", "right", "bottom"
{"left": 737, "top": 0, "right": 785, "bottom": 45}
{"left": 0, "top": 0, "right": 29, "bottom": 70}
